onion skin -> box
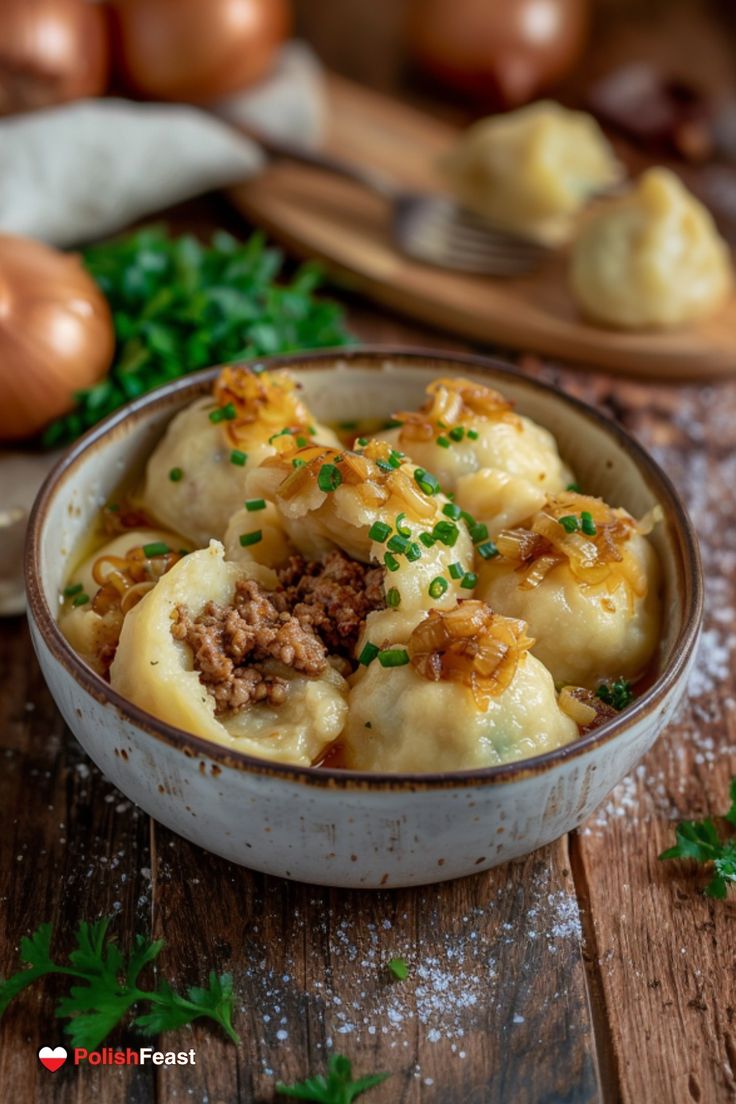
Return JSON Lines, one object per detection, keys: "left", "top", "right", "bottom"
{"left": 0, "top": 0, "right": 109, "bottom": 117}
{"left": 0, "top": 235, "right": 114, "bottom": 442}
{"left": 109, "top": 0, "right": 291, "bottom": 104}
{"left": 408, "top": 0, "right": 589, "bottom": 108}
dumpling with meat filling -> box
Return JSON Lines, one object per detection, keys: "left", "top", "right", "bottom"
{"left": 141, "top": 365, "right": 340, "bottom": 547}
{"left": 343, "top": 602, "right": 577, "bottom": 772}
{"left": 59, "top": 528, "right": 191, "bottom": 677}
{"left": 110, "top": 542, "right": 348, "bottom": 767}
{"left": 379, "top": 377, "right": 573, "bottom": 496}
{"left": 475, "top": 492, "right": 661, "bottom": 688}
{"left": 246, "top": 438, "right": 475, "bottom": 613}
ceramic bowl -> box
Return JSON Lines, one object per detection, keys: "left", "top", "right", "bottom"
{"left": 25, "top": 349, "right": 703, "bottom": 888}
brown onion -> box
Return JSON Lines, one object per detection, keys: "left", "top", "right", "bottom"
{"left": 0, "top": 234, "right": 114, "bottom": 442}
{"left": 408, "top": 0, "right": 589, "bottom": 108}
{"left": 0, "top": 0, "right": 109, "bottom": 117}
{"left": 109, "top": 0, "right": 291, "bottom": 104}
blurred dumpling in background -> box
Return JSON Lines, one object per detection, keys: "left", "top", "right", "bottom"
{"left": 141, "top": 365, "right": 340, "bottom": 546}
{"left": 474, "top": 492, "right": 661, "bottom": 688}
{"left": 441, "top": 101, "right": 623, "bottom": 244}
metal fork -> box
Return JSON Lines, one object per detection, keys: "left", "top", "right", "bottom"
{"left": 243, "top": 129, "right": 551, "bottom": 276}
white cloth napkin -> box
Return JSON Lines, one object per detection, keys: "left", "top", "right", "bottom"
{"left": 0, "top": 42, "right": 326, "bottom": 614}
{"left": 0, "top": 41, "right": 326, "bottom": 248}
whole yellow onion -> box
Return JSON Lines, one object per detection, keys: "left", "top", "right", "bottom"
{"left": 0, "top": 235, "right": 114, "bottom": 442}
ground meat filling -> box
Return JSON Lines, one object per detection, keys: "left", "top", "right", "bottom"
{"left": 172, "top": 579, "right": 327, "bottom": 715}
{"left": 275, "top": 551, "right": 385, "bottom": 657}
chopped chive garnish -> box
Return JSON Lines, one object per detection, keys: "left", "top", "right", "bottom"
{"left": 460, "top": 510, "right": 475, "bottom": 527}
{"left": 476, "top": 540, "right": 499, "bottom": 560}
{"left": 436, "top": 436, "right": 450, "bottom": 449}
{"left": 386, "top": 587, "right": 401, "bottom": 608}
{"left": 268, "top": 427, "right": 292, "bottom": 443}
{"left": 395, "top": 513, "right": 411, "bottom": 537}
{"left": 442, "top": 502, "right": 462, "bottom": 520}
{"left": 405, "top": 542, "right": 422, "bottom": 562}
{"left": 387, "top": 534, "right": 409, "bottom": 554}
{"left": 229, "top": 449, "right": 247, "bottom": 467}
{"left": 142, "top": 542, "right": 170, "bottom": 557}
{"left": 378, "top": 648, "right": 410, "bottom": 668}
{"left": 414, "top": 468, "right": 440, "bottom": 495}
{"left": 419, "top": 532, "right": 436, "bottom": 548}
{"left": 369, "top": 521, "right": 392, "bottom": 543}
{"left": 245, "top": 498, "right": 266, "bottom": 512}
{"left": 448, "top": 562, "right": 464, "bottom": 579}
{"left": 461, "top": 571, "right": 478, "bottom": 590}
{"left": 432, "top": 520, "right": 459, "bottom": 547}
{"left": 357, "top": 436, "right": 369, "bottom": 447}
{"left": 318, "top": 463, "right": 342, "bottom": 492}
{"left": 358, "top": 642, "right": 380, "bottom": 667}
{"left": 467, "top": 428, "right": 479, "bottom": 440}
{"left": 559, "top": 515, "right": 579, "bottom": 533}
{"left": 63, "top": 583, "right": 83, "bottom": 598}
{"left": 375, "top": 459, "right": 393, "bottom": 473}
{"left": 388, "top": 450, "right": 403, "bottom": 469}
{"left": 388, "top": 957, "right": 409, "bottom": 981}
{"left": 239, "top": 530, "right": 262, "bottom": 547}
{"left": 384, "top": 552, "right": 400, "bottom": 573}
{"left": 292, "top": 458, "right": 306, "bottom": 468}
{"left": 72, "top": 593, "right": 90, "bottom": 607}
{"left": 308, "top": 425, "right": 317, "bottom": 435}
{"left": 428, "top": 577, "right": 448, "bottom": 599}
{"left": 209, "top": 402, "right": 236, "bottom": 423}
{"left": 580, "top": 511, "right": 597, "bottom": 536}
{"left": 566, "top": 482, "right": 582, "bottom": 493}
{"left": 168, "top": 467, "right": 184, "bottom": 482}
{"left": 469, "top": 522, "right": 489, "bottom": 543}
{"left": 295, "top": 436, "right": 308, "bottom": 448}
{"left": 449, "top": 426, "right": 465, "bottom": 442}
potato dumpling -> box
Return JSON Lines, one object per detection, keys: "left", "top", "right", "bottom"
{"left": 379, "top": 377, "right": 572, "bottom": 495}
{"left": 475, "top": 492, "right": 661, "bottom": 688}
{"left": 59, "top": 527, "right": 191, "bottom": 676}
{"left": 344, "top": 602, "right": 577, "bottom": 771}
{"left": 246, "top": 438, "right": 475, "bottom": 613}
{"left": 570, "top": 168, "right": 733, "bottom": 330}
{"left": 110, "top": 542, "right": 348, "bottom": 766}
{"left": 441, "top": 101, "right": 623, "bottom": 245}
{"left": 223, "top": 499, "right": 293, "bottom": 576}
{"left": 454, "top": 469, "right": 547, "bottom": 537}
{"left": 141, "top": 366, "right": 340, "bottom": 546}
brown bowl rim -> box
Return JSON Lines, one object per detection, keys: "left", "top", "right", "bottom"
{"left": 25, "top": 346, "right": 704, "bottom": 791}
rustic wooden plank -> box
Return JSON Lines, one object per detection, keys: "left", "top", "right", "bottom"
{"left": 151, "top": 831, "right": 600, "bottom": 1104}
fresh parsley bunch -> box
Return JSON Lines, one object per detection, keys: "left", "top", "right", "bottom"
{"left": 277, "top": 1054, "right": 390, "bottom": 1103}
{"left": 0, "top": 918, "right": 238, "bottom": 1047}
{"left": 659, "top": 778, "right": 736, "bottom": 898}
{"left": 44, "top": 227, "right": 353, "bottom": 447}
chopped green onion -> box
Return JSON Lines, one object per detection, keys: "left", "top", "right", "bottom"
{"left": 580, "top": 511, "right": 597, "bottom": 536}
{"left": 245, "top": 498, "right": 266, "bottom": 512}
{"left": 419, "top": 532, "right": 436, "bottom": 548}
{"left": 318, "top": 463, "right": 342, "bottom": 492}
{"left": 436, "top": 436, "right": 450, "bottom": 449}
{"left": 432, "top": 520, "right": 459, "bottom": 547}
{"left": 387, "top": 534, "right": 408, "bottom": 554}
{"left": 449, "top": 426, "right": 465, "bottom": 442}
{"left": 72, "top": 593, "right": 90, "bottom": 607}
{"left": 292, "top": 458, "right": 306, "bottom": 468}
{"left": 63, "top": 582, "right": 83, "bottom": 598}
{"left": 357, "top": 436, "right": 369, "bottom": 447}
{"left": 469, "top": 521, "right": 489, "bottom": 543}
{"left": 239, "top": 530, "right": 262, "bottom": 547}
{"left": 295, "top": 436, "right": 308, "bottom": 448}
{"left": 386, "top": 587, "right": 401, "bottom": 608}
{"left": 388, "top": 957, "right": 409, "bottom": 981}
{"left": 142, "top": 542, "right": 170, "bottom": 557}
{"left": 461, "top": 571, "right": 478, "bottom": 590}
{"left": 442, "top": 502, "right": 462, "bottom": 520}
{"left": 268, "top": 427, "right": 292, "bottom": 443}
{"left": 378, "top": 648, "right": 410, "bottom": 668}
{"left": 448, "top": 562, "right": 464, "bottom": 579}
{"left": 308, "top": 425, "right": 317, "bottom": 435}
{"left": 168, "top": 467, "right": 184, "bottom": 482}
{"left": 476, "top": 540, "right": 499, "bottom": 560}
{"left": 384, "top": 552, "right": 400, "bottom": 572}
{"left": 229, "top": 449, "right": 247, "bottom": 467}
{"left": 375, "top": 459, "right": 392, "bottom": 473}
{"left": 395, "top": 513, "right": 411, "bottom": 537}
{"left": 559, "top": 515, "right": 580, "bottom": 533}
{"left": 566, "top": 482, "right": 582, "bottom": 493}
{"left": 428, "top": 577, "right": 448, "bottom": 599}
{"left": 388, "top": 449, "right": 403, "bottom": 469}
{"left": 209, "top": 402, "right": 236, "bottom": 423}
{"left": 405, "top": 542, "right": 422, "bottom": 562}
{"left": 467, "top": 428, "right": 479, "bottom": 440}
{"left": 369, "top": 521, "right": 392, "bottom": 543}
{"left": 414, "top": 468, "right": 440, "bottom": 496}
{"left": 358, "top": 642, "right": 380, "bottom": 667}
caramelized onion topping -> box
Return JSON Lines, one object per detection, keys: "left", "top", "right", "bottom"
{"left": 90, "top": 545, "right": 185, "bottom": 617}
{"left": 559, "top": 686, "right": 618, "bottom": 734}
{"left": 408, "top": 600, "right": 534, "bottom": 709}
{"left": 393, "top": 376, "right": 519, "bottom": 442}
{"left": 213, "top": 365, "right": 313, "bottom": 447}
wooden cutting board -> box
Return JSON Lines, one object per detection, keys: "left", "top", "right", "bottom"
{"left": 229, "top": 74, "right": 736, "bottom": 379}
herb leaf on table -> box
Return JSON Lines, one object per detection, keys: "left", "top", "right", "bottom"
{"left": 0, "top": 918, "right": 239, "bottom": 1047}
{"left": 659, "top": 778, "right": 736, "bottom": 898}
{"left": 277, "top": 1054, "right": 390, "bottom": 1103}
{"left": 43, "top": 228, "right": 353, "bottom": 447}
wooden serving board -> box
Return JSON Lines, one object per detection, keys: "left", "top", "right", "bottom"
{"left": 229, "top": 74, "right": 736, "bottom": 380}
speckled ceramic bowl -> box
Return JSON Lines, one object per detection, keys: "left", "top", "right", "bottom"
{"left": 25, "top": 349, "right": 703, "bottom": 888}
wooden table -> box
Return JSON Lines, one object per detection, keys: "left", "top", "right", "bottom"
{"left": 2, "top": 3, "right": 736, "bottom": 1101}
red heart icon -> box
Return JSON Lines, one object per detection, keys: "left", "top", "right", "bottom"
{"left": 38, "top": 1046, "right": 67, "bottom": 1072}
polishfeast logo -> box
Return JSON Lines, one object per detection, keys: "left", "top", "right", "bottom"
{"left": 38, "top": 1045, "right": 197, "bottom": 1071}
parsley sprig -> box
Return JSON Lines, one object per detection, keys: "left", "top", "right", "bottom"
{"left": 277, "top": 1054, "right": 390, "bottom": 1103}
{"left": 595, "top": 678, "right": 634, "bottom": 711}
{"left": 659, "top": 778, "right": 736, "bottom": 898}
{"left": 43, "top": 227, "right": 352, "bottom": 447}
{"left": 0, "top": 919, "right": 239, "bottom": 1048}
